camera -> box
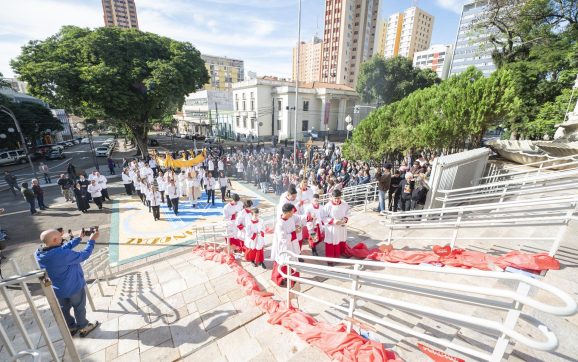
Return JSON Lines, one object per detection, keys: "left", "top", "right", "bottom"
{"left": 81, "top": 226, "right": 99, "bottom": 237}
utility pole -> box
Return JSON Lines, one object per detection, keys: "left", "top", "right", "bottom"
{"left": 271, "top": 97, "right": 276, "bottom": 147}
{"left": 214, "top": 102, "right": 220, "bottom": 138}
{"left": 293, "top": 0, "right": 302, "bottom": 164}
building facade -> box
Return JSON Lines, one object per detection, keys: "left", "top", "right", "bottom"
{"left": 413, "top": 44, "right": 453, "bottom": 80}
{"left": 373, "top": 18, "right": 387, "bottom": 57}
{"left": 292, "top": 37, "right": 323, "bottom": 83}
{"left": 177, "top": 90, "right": 234, "bottom": 137}
{"left": 384, "top": 6, "right": 434, "bottom": 60}
{"left": 101, "top": 0, "right": 139, "bottom": 29}
{"left": 449, "top": 0, "right": 496, "bottom": 77}
{"left": 50, "top": 109, "right": 73, "bottom": 142}
{"left": 320, "top": 0, "right": 381, "bottom": 87}
{"left": 202, "top": 55, "right": 244, "bottom": 91}
{"left": 232, "top": 77, "right": 358, "bottom": 142}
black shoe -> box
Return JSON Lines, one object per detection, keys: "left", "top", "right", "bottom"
{"left": 327, "top": 262, "right": 335, "bottom": 267}
{"left": 261, "top": 262, "right": 266, "bottom": 269}
{"left": 312, "top": 248, "right": 318, "bottom": 256}
{"left": 298, "top": 258, "right": 304, "bottom": 263}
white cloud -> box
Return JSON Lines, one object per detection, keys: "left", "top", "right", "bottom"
{"left": 436, "top": 0, "right": 471, "bottom": 13}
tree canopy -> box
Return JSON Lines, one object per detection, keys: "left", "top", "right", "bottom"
{"left": 344, "top": 68, "right": 519, "bottom": 161}
{"left": 11, "top": 26, "right": 209, "bottom": 155}
{"left": 355, "top": 56, "right": 439, "bottom": 105}
{"left": 0, "top": 94, "right": 63, "bottom": 150}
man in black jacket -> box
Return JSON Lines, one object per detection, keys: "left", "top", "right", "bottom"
{"left": 389, "top": 170, "right": 402, "bottom": 212}
{"left": 21, "top": 182, "right": 37, "bottom": 215}
{"left": 374, "top": 165, "right": 391, "bottom": 212}
{"left": 4, "top": 171, "right": 18, "bottom": 197}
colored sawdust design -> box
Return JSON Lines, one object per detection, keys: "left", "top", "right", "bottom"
{"left": 109, "top": 182, "right": 273, "bottom": 265}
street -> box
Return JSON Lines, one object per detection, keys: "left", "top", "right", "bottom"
{"left": 0, "top": 136, "right": 124, "bottom": 273}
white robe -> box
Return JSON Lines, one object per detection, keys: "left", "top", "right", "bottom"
{"left": 245, "top": 220, "right": 265, "bottom": 250}
{"left": 276, "top": 193, "right": 298, "bottom": 219}
{"left": 223, "top": 202, "right": 243, "bottom": 238}
{"left": 304, "top": 203, "right": 325, "bottom": 234}
{"left": 323, "top": 200, "right": 350, "bottom": 245}
{"left": 270, "top": 216, "right": 299, "bottom": 263}
{"left": 296, "top": 187, "right": 314, "bottom": 213}
{"left": 236, "top": 209, "right": 253, "bottom": 240}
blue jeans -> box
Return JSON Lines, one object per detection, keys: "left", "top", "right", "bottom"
{"left": 378, "top": 190, "right": 386, "bottom": 212}
{"left": 57, "top": 287, "right": 88, "bottom": 329}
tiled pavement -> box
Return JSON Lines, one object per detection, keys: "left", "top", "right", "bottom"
{"left": 1, "top": 203, "right": 578, "bottom": 361}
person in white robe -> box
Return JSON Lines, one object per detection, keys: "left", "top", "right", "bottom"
{"left": 223, "top": 193, "right": 244, "bottom": 250}
{"left": 244, "top": 208, "right": 266, "bottom": 268}
{"left": 270, "top": 203, "right": 301, "bottom": 286}
{"left": 323, "top": 189, "right": 350, "bottom": 264}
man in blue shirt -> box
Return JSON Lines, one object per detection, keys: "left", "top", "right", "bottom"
{"left": 35, "top": 229, "right": 100, "bottom": 336}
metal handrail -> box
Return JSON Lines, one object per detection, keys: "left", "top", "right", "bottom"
{"left": 434, "top": 181, "right": 578, "bottom": 206}
{"left": 440, "top": 168, "right": 578, "bottom": 195}
{"left": 319, "top": 181, "right": 378, "bottom": 212}
{"left": 475, "top": 155, "right": 578, "bottom": 184}
{"left": 0, "top": 267, "right": 81, "bottom": 361}
{"left": 277, "top": 251, "right": 577, "bottom": 361}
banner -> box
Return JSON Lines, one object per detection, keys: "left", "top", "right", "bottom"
{"left": 155, "top": 149, "right": 206, "bottom": 169}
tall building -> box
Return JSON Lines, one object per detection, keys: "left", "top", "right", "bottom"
{"left": 101, "top": 0, "right": 139, "bottom": 29}
{"left": 384, "top": 7, "right": 434, "bottom": 60}
{"left": 374, "top": 18, "right": 387, "bottom": 57}
{"left": 202, "top": 55, "right": 244, "bottom": 91}
{"left": 413, "top": 44, "right": 453, "bottom": 80}
{"left": 320, "top": 0, "right": 381, "bottom": 87}
{"left": 449, "top": 0, "right": 496, "bottom": 77}
{"left": 292, "top": 37, "right": 323, "bottom": 83}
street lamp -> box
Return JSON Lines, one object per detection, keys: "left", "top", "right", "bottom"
{"left": 0, "top": 105, "right": 37, "bottom": 179}
{"left": 76, "top": 122, "right": 99, "bottom": 171}
{"left": 345, "top": 114, "right": 353, "bottom": 140}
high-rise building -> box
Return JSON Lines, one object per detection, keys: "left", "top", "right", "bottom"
{"left": 320, "top": 0, "right": 381, "bottom": 87}
{"left": 449, "top": 0, "right": 496, "bottom": 77}
{"left": 374, "top": 18, "right": 387, "bottom": 57}
{"left": 101, "top": 0, "right": 139, "bottom": 29}
{"left": 292, "top": 37, "right": 323, "bottom": 83}
{"left": 413, "top": 44, "right": 453, "bottom": 80}
{"left": 201, "top": 55, "right": 244, "bottom": 91}
{"left": 384, "top": 7, "right": 434, "bottom": 60}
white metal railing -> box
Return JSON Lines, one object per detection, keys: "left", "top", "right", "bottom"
{"left": 277, "top": 251, "right": 577, "bottom": 362}
{"left": 435, "top": 179, "right": 578, "bottom": 208}
{"left": 0, "top": 263, "right": 81, "bottom": 362}
{"left": 479, "top": 154, "right": 578, "bottom": 185}
{"left": 319, "top": 181, "right": 378, "bottom": 212}
{"left": 379, "top": 196, "right": 578, "bottom": 256}
{"left": 436, "top": 168, "right": 578, "bottom": 209}
{"left": 82, "top": 247, "right": 112, "bottom": 311}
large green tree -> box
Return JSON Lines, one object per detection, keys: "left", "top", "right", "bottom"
{"left": 11, "top": 26, "right": 209, "bottom": 155}
{"left": 356, "top": 56, "right": 439, "bottom": 105}
{"left": 0, "top": 94, "right": 63, "bottom": 149}
{"left": 344, "top": 67, "right": 519, "bottom": 160}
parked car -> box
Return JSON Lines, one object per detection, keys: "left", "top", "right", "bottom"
{"left": 0, "top": 149, "right": 28, "bottom": 166}
{"left": 45, "top": 149, "right": 65, "bottom": 160}
{"left": 194, "top": 134, "right": 206, "bottom": 141}
{"left": 57, "top": 141, "right": 70, "bottom": 148}
{"left": 205, "top": 136, "right": 217, "bottom": 144}
{"left": 179, "top": 134, "right": 187, "bottom": 139}
{"left": 81, "top": 138, "right": 90, "bottom": 144}
{"left": 95, "top": 146, "right": 111, "bottom": 157}
{"left": 147, "top": 139, "right": 159, "bottom": 146}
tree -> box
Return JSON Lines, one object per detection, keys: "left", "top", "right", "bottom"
{"left": 356, "top": 56, "right": 439, "bottom": 105}
{"left": 11, "top": 26, "right": 209, "bottom": 156}
{"left": 343, "top": 67, "right": 519, "bottom": 160}
{"left": 0, "top": 94, "right": 63, "bottom": 149}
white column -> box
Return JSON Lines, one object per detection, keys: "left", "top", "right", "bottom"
{"left": 338, "top": 98, "right": 347, "bottom": 130}
{"left": 320, "top": 97, "right": 331, "bottom": 131}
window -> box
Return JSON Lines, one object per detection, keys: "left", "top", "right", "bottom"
{"left": 250, "top": 100, "right": 254, "bottom": 111}
{"left": 243, "top": 117, "right": 247, "bottom": 128}
{"left": 251, "top": 117, "right": 256, "bottom": 129}
{"left": 277, "top": 119, "right": 281, "bottom": 130}
{"left": 278, "top": 99, "right": 282, "bottom": 111}
{"left": 242, "top": 101, "right": 246, "bottom": 111}
{"left": 303, "top": 100, "right": 309, "bottom": 112}
{"left": 301, "top": 120, "right": 309, "bottom": 132}
{"left": 236, "top": 116, "right": 240, "bottom": 127}
{"left": 235, "top": 101, "right": 239, "bottom": 111}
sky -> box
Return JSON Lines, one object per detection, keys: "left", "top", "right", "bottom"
{"left": 0, "top": 0, "right": 470, "bottom": 79}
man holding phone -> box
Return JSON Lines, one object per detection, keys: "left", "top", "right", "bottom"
{"left": 35, "top": 228, "right": 100, "bottom": 337}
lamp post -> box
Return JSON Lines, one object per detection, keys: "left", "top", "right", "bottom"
{"left": 76, "top": 122, "right": 99, "bottom": 171}
{"left": 0, "top": 105, "right": 37, "bottom": 179}
{"left": 293, "top": 0, "right": 302, "bottom": 164}
{"left": 345, "top": 114, "right": 353, "bottom": 140}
